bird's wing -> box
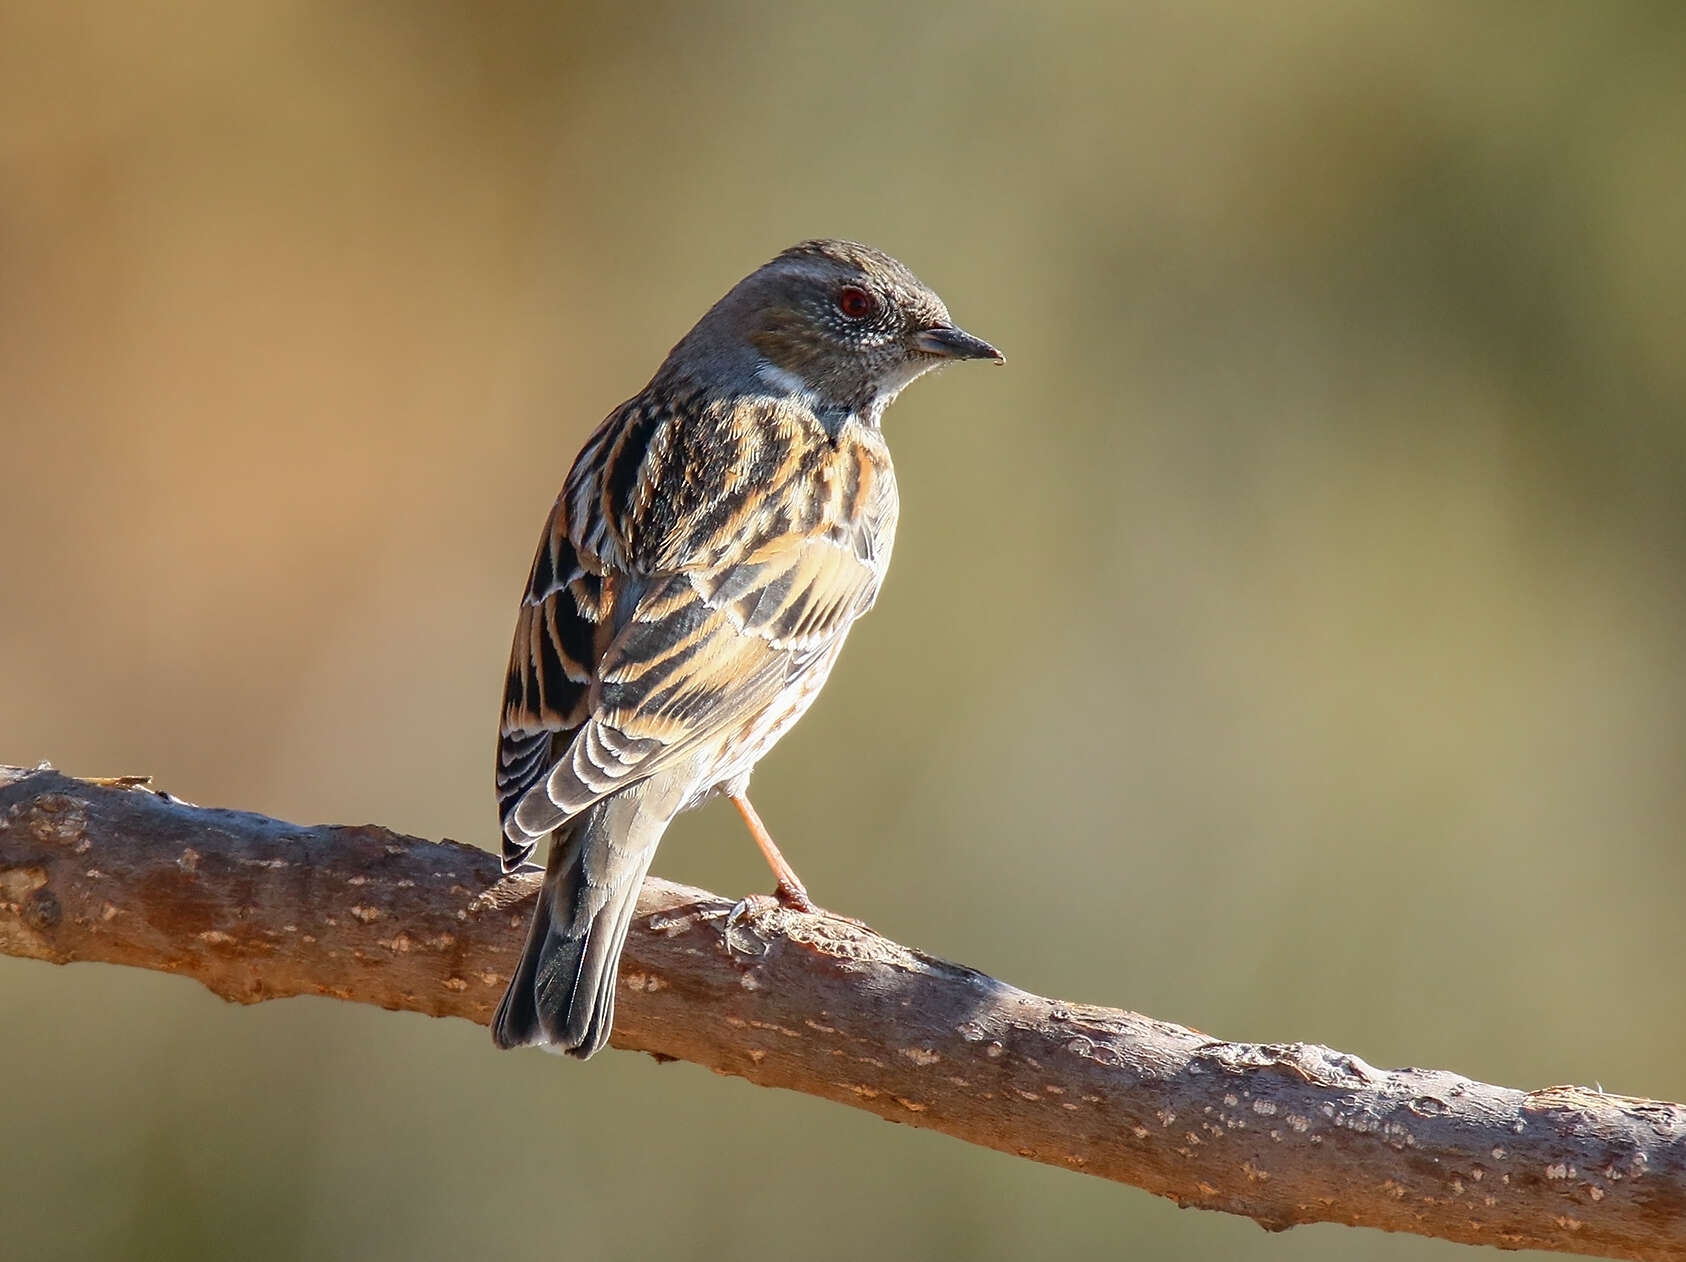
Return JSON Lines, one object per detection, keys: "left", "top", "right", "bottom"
{"left": 496, "top": 397, "right": 892, "bottom": 870}
{"left": 494, "top": 489, "right": 612, "bottom": 869}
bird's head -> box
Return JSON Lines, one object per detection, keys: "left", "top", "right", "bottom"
{"left": 668, "top": 239, "right": 1003, "bottom": 421}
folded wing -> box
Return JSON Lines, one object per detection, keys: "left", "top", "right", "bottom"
{"left": 496, "top": 404, "right": 891, "bottom": 871}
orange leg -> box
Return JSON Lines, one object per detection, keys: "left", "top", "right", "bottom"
{"left": 730, "top": 792, "right": 816, "bottom": 912}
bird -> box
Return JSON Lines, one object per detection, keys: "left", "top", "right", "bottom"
{"left": 490, "top": 239, "right": 1002, "bottom": 1057}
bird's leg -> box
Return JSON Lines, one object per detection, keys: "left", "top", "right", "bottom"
{"left": 718, "top": 793, "right": 871, "bottom": 954}
{"left": 729, "top": 792, "right": 816, "bottom": 912}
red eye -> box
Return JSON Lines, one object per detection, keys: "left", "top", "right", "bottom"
{"left": 836, "top": 285, "right": 875, "bottom": 320}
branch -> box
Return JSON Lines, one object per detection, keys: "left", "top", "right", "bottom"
{"left": 2, "top": 767, "right": 1682, "bottom": 1259}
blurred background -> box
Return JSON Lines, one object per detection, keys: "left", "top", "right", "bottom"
{"left": 4, "top": 2, "right": 1684, "bottom": 1258}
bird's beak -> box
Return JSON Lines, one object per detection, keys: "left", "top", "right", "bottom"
{"left": 915, "top": 325, "right": 1005, "bottom": 363}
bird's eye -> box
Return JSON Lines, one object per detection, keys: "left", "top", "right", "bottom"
{"left": 835, "top": 286, "right": 876, "bottom": 321}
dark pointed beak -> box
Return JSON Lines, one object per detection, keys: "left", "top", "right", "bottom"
{"left": 915, "top": 324, "right": 1005, "bottom": 363}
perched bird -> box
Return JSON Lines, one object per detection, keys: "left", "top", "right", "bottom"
{"left": 491, "top": 239, "right": 1002, "bottom": 1056}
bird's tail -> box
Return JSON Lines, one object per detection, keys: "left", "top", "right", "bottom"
{"left": 490, "top": 786, "right": 671, "bottom": 1057}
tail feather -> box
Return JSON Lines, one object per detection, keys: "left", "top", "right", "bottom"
{"left": 568, "top": 860, "right": 651, "bottom": 1054}
{"left": 490, "top": 785, "right": 671, "bottom": 1057}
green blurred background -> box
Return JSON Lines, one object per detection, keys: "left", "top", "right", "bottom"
{"left": 4, "top": 2, "right": 1684, "bottom": 1258}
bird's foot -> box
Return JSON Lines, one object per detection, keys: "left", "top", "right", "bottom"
{"left": 773, "top": 878, "right": 816, "bottom": 914}
{"left": 772, "top": 880, "right": 871, "bottom": 931}
{"left": 720, "top": 885, "right": 871, "bottom": 955}
{"left": 722, "top": 892, "right": 780, "bottom": 957}
{"left": 721, "top": 881, "right": 823, "bottom": 956}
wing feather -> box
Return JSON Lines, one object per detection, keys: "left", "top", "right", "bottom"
{"left": 496, "top": 396, "right": 895, "bottom": 871}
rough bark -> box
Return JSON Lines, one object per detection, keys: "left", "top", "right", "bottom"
{"left": 2, "top": 765, "right": 1682, "bottom": 1260}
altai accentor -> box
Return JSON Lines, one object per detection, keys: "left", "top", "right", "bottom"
{"left": 491, "top": 239, "right": 1002, "bottom": 1056}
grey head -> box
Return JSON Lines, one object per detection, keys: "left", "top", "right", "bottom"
{"left": 661, "top": 239, "right": 1003, "bottom": 421}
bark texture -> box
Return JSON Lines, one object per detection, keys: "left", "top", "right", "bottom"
{"left": 2, "top": 766, "right": 1683, "bottom": 1260}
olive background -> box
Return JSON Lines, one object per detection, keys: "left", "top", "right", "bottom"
{"left": 4, "top": 3, "right": 1684, "bottom": 1259}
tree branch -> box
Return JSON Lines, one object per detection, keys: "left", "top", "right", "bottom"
{"left": 2, "top": 766, "right": 1682, "bottom": 1259}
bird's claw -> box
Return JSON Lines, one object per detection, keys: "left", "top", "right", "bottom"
{"left": 720, "top": 882, "right": 824, "bottom": 956}
{"left": 723, "top": 893, "right": 778, "bottom": 957}
{"left": 719, "top": 885, "right": 871, "bottom": 957}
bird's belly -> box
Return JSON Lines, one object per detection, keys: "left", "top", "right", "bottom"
{"left": 686, "top": 643, "right": 846, "bottom": 810}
